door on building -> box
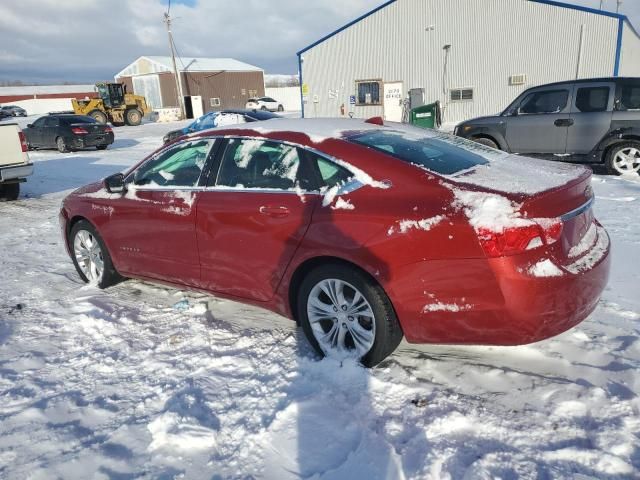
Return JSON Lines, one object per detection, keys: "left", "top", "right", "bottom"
{"left": 566, "top": 81, "right": 615, "bottom": 155}
{"left": 383, "top": 82, "right": 404, "bottom": 122}
{"left": 504, "top": 85, "right": 573, "bottom": 154}
{"left": 132, "top": 74, "right": 162, "bottom": 109}
{"left": 190, "top": 96, "right": 204, "bottom": 118}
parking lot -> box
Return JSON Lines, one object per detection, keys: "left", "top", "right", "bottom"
{"left": 0, "top": 119, "right": 638, "bottom": 478}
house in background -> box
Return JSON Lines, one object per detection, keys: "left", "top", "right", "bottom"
{"left": 115, "top": 56, "right": 265, "bottom": 118}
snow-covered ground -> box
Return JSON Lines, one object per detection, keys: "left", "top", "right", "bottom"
{"left": 1, "top": 120, "right": 639, "bottom": 479}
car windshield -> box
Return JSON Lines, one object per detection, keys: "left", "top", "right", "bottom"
{"left": 348, "top": 130, "right": 492, "bottom": 175}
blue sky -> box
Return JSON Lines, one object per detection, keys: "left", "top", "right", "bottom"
{"left": 0, "top": 0, "right": 637, "bottom": 84}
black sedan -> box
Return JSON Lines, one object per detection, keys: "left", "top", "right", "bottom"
{"left": 162, "top": 109, "right": 282, "bottom": 144}
{"left": 0, "top": 105, "right": 27, "bottom": 117}
{"left": 24, "top": 114, "right": 114, "bottom": 153}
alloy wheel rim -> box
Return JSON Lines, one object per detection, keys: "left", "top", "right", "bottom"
{"left": 613, "top": 147, "right": 640, "bottom": 174}
{"left": 73, "top": 230, "right": 104, "bottom": 283}
{"left": 307, "top": 279, "right": 376, "bottom": 359}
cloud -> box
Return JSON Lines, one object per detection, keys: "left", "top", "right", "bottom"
{"left": 0, "top": 0, "right": 637, "bottom": 84}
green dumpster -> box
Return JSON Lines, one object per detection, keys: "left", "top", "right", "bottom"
{"left": 409, "top": 101, "right": 442, "bottom": 129}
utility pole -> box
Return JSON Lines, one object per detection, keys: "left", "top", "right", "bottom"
{"left": 164, "top": 11, "right": 185, "bottom": 119}
{"left": 617, "top": 0, "right": 622, "bottom": 13}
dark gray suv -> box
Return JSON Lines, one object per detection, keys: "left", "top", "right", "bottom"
{"left": 455, "top": 78, "right": 640, "bottom": 175}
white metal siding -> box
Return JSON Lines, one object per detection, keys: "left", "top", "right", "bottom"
{"left": 620, "top": 21, "right": 640, "bottom": 77}
{"left": 301, "top": 0, "right": 620, "bottom": 123}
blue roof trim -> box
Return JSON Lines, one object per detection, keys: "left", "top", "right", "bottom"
{"left": 529, "top": 0, "right": 626, "bottom": 20}
{"left": 296, "top": 0, "right": 398, "bottom": 56}
{"left": 614, "top": 18, "right": 624, "bottom": 77}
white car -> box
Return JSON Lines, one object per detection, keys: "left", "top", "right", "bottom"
{"left": 0, "top": 123, "right": 33, "bottom": 200}
{"left": 245, "top": 97, "right": 284, "bottom": 112}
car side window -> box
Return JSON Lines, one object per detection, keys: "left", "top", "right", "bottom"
{"left": 44, "top": 117, "right": 59, "bottom": 127}
{"left": 215, "top": 139, "right": 305, "bottom": 190}
{"left": 618, "top": 84, "right": 640, "bottom": 111}
{"left": 575, "top": 86, "right": 610, "bottom": 113}
{"left": 132, "top": 139, "right": 214, "bottom": 188}
{"left": 519, "top": 89, "right": 569, "bottom": 114}
{"left": 33, "top": 118, "right": 46, "bottom": 127}
{"left": 306, "top": 152, "right": 353, "bottom": 188}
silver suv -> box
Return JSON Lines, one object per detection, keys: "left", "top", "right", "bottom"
{"left": 455, "top": 78, "right": 640, "bottom": 175}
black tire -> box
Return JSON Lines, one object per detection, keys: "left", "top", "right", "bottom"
{"left": 605, "top": 141, "right": 640, "bottom": 176}
{"left": 89, "top": 109, "right": 108, "bottom": 124}
{"left": 125, "top": 109, "right": 142, "bottom": 126}
{"left": 56, "top": 136, "right": 68, "bottom": 153}
{"left": 260, "top": 106, "right": 267, "bottom": 111}
{"left": 68, "top": 220, "right": 122, "bottom": 289}
{"left": 297, "top": 263, "right": 403, "bottom": 368}
{"left": 472, "top": 136, "right": 499, "bottom": 149}
{"left": 96, "top": 145, "right": 108, "bottom": 150}
{"left": 277, "top": 104, "right": 284, "bottom": 112}
{"left": 0, "top": 183, "right": 20, "bottom": 201}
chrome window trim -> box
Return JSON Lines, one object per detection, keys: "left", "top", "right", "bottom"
{"left": 560, "top": 196, "right": 594, "bottom": 222}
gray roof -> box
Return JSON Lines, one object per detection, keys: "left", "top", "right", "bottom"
{"left": 145, "top": 56, "right": 262, "bottom": 73}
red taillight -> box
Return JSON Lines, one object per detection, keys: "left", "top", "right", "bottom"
{"left": 71, "top": 127, "right": 88, "bottom": 135}
{"left": 477, "top": 219, "right": 563, "bottom": 258}
{"left": 104, "top": 126, "right": 113, "bottom": 133}
{"left": 18, "top": 131, "right": 27, "bottom": 152}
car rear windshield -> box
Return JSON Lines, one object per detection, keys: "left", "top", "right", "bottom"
{"left": 61, "top": 116, "right": 97, "bottom": 125}
{"left": 348, "top": 130, "right": 491, "bottom": 175}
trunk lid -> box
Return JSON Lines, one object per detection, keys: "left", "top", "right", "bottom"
{"left": 450, "top": 156, "right": 596, "bottom": 263}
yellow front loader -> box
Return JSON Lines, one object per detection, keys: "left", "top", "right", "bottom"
{"left": 72, "top": 82, "right": 151, "bottom": 126}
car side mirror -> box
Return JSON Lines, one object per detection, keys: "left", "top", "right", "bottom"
{"left": 27, "top": 124, "right": 33, "bottom": 128}
{"left": 104, "top": 173, "right": 126, "bottom": 194}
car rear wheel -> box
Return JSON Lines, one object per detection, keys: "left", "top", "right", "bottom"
{"left": 89, "top": 110, "right": 108, "bottom": 124}
{"left": 56, "top": 137, "right": 68, "bottom": 153}
{"left": 260, "top": 106, "right": 267, "bottom": 111}
{"left": 472, "top": 136, "right": 499, "bottom": 149}
{"left": 277, "top": 105, "right": 284, "bottom": 112}
{"left": 606, "top": 142, "right": 640, "bottom": 176}
{"left": 297, "top": 264, "right": 403, "bottom": 367}
{"left": 125, "top": 109, "right": 142, "bottom": 126}
{"left": 0, "top": 183, "right": 20, "bottom": 201}
{"left": 69, "top": 220, "right": 122, "bottom": 289}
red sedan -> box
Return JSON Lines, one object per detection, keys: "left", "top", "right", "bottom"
{"left": 59, "top": 118, "right": 611, "bottom": 367}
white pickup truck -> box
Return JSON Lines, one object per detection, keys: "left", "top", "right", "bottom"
{"left": 0, "top": 123, "right": 33, "bottom": 201}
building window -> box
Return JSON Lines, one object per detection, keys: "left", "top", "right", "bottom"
{"left": 210, "top": 98, "right": 221, "bottom": 107}
{"left": 356, "top": 80, "right": 382, "bottom": 105}
{"left": 450, "top": 88, "right": 473, "bottom": 102}
{"left": 241, "top": 89, "right": 247, "bottom": 96}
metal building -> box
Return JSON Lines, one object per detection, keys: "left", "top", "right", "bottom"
{"left": 297, "top": 0, "right": 640, "bottom": 123}
{"left": 115, "top": 56, "right": 265, "bottom": 118}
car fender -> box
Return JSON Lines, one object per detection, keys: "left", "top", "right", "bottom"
{"left": 457, "top": 125, "right": 509, "bottom": 151}
{"left": 590, "top": 122, "right": 640, "bottom": 162}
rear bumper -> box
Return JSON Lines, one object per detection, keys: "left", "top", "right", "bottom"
{"left": 70, "top": 133, "right": 114, "bottom": 149}
{"left": 387, "top": 226, "right": 611, "bottom": 345}
{"left": 0, "top": 163, "right": 34, "bottom": 182}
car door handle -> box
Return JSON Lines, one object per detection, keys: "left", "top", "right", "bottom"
{"left": 554, "top": 119, "right": 574, "bottom": 127}
{"left": 259, "top": 205, "right": 290, "bottom": 217}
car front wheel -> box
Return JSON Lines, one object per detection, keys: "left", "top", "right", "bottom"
{"left": 606, "top": 142, "right": 640, "bottom": 176}
{"left": 472, "top": 136, "right": 499, "bottom": 149}
{"left": 69, "top": 220, "right": 122, "bottom": 289}
{"left": 297, "top": 264, "right": 403, "bottom": 367}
